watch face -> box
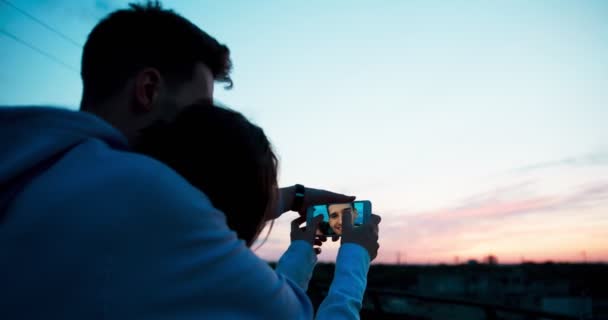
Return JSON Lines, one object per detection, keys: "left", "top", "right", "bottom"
{"left": 295, "top": 184, "right": 305, "bottom": 194}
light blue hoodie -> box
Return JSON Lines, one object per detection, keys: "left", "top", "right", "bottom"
{"left": 0, "top": 106, "right": 370, "bottom": 319}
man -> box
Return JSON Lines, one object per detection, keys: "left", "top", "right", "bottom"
{"left": 0, "top": 2, "right": 380, "bottom": 319}
{"left": 328, "top": 203, "right": 360, "bottom": 235}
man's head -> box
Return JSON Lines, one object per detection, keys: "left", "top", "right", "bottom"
{"left": 80, "top": 1, "right": 232, "bottom": 143}
{"left": 327, "top": 203, "right": 358, "bottom": 235}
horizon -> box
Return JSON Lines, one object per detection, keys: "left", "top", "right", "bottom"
{"left": 1, "top": 0, "right": 607, "bottom": 264}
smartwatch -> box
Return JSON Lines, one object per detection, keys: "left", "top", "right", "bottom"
{"left": 291, "top": 184, "right": 305, "bottom": 212}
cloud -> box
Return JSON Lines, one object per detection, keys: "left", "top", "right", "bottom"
{"left": 417, "top": 180, "right": 608, "bottom": 222}
{"left": 456, "top": 180, "right": 535, "bottom": 206}
{"left": 377, "top": 180, "right": 608, "bottom": 262}
{"left": 423, "top": 196, "right": 556, "bottom": 221}
{"left": 554, "top": 182, "right": 608, "bottom": 210}
{"left": 512, "top": 150, "right": 608, "bottom": 173}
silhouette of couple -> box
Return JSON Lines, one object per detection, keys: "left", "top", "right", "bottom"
{"left": 0, "top": 2, "right": 380, "bottom": 319}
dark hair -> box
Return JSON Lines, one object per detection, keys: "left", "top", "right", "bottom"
{"left": 81, "top": 1, "right": 232, "bottom": 106}
{"left": 134, "top": 103, "right": 278, "bottom": 247}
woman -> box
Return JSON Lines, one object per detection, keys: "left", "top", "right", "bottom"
{"left": 134, "top": 102, "right": 374, "bottom": 319}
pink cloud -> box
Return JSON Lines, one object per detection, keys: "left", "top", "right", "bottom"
{"left": 421, "top": 196, "right": 557, "bottom": 221}
{"left": 371, "top": 181, "right": 608, "bottom": 264}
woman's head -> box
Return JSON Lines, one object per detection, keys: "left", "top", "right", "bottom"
{"left": 327, "top": 203, "right": 358, "bottom": 235}
{"left": 134, "top": 103, "right": 278, "bottom": 246}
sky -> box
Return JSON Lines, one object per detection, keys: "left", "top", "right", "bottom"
{"left": 1, "top": 0, "right": 607, "bottom": 264}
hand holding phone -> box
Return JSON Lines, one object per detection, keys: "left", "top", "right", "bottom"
{"left": 290, "top": 215, "right": 322, "bottom": 245}
{"left": 290, "top": 216, "right": 325, "bottom": 255}
{"left": 305, "top": 200, "right": 380, "bottom": 260}
{"left": 341, "top": 210, "right": 381, "bottom": 261}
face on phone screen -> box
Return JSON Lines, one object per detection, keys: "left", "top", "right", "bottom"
{"left": 306, "top": 201, "right": 371, "bottom": 237}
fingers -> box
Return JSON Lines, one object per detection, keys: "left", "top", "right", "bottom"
{"left": 371, "top": 223, "right": 379, "bottom": 236}
{"left": 305, "top": 187, "right": 356, "bottom": 207}
{"left": 331, "top": 235, "right": 340, "bottom": 242}
{"left": 368, "top": 214, "right": 381, "bottom": 235}
{"left": 307, "top": 215, "right": 324, "bottom": 236}
{"left": 342, "top": 210, "right": 354, "bottom": 234}
{"left": 370, "top": 214, "right": 381, "bottom": 225}
{"left": 291, "top": 216, "right": 306, "bottom": 229}
{"left": 314, "top": 247, "right": 322, "bottom": 255}
{"left": 313, "top": 214, "right": 324, "bottom": 224}
{"left": 322, "top": 191, "right": 356, "bottom": 204}
{"left": 366, "top": 243, "right": 380, "bottom": 261}
{"left": 314, "top": 239, "right": 323, "bottom": 247}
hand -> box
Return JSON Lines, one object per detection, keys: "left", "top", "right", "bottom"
{"left": 341, "top": 210, "right": 381, "bottom": 261}
{"left": 271, "top": 185, "right": 356, "bottom": 220}
{"left": 290, "top": 216, "right": 325, "bottom": 254}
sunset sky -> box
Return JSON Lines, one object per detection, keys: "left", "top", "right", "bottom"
{"left": 1, "top": 0, "right": 607, "bottom": 264}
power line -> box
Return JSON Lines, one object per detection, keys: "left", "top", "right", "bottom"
{"left": 0, "top": 0, "right": 82, "bottom": 48}
{"left": 0, "top": 28, "right": 79, "bottom": 73}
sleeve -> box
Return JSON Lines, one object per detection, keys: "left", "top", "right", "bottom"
{"left": 315, "top": 244, "right": 371, "bottom": 320}
{"left": 275, "top": 240, "right": 318, "bottom": 291}
{"left": 100, "top": 158, "right": 314, "bottom": 320}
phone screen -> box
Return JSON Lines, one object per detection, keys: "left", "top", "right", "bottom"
{"left": 306, "top": 200, "right": 371, "bottom": 237}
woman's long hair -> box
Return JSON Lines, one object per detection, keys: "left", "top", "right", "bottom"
{"left": 135, "top": 103, "right": 278, "bottom": 247}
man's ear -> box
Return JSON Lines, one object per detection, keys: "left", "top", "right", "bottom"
{"left": 133, "top": 68, "right": 162, "bottom": 113}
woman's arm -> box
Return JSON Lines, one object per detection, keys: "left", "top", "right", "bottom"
{"left": 275, "top": 240, "right": 318, "bottom": 291}
{"left": 275, "top": 216, "right": 323, "bottom": 290}
{"left": 315, "top": 244, "right": 370, "bottom": 319}
{"left": 315, "top": 211, "right": 381, "bottom": 320}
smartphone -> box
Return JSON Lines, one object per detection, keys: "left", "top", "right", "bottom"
{"left": 306, "top": 200, "right": 372, "bottom": 237}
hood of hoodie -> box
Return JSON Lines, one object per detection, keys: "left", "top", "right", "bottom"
{"left": 0, "top": 106, "right": 129, "bottom": 190}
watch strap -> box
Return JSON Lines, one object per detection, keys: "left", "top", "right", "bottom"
{"left": 291, "top": 184, "right": 305, "bottom": 212}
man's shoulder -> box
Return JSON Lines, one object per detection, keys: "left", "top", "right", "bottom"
{"left": 63, "top": 139, "right": 214, "bottom": 212}
{"left": 52, "top": 139, "right": 227, "bottom": 233}
{"left": 74, "top": 139, "right": 183, "bottom": 183}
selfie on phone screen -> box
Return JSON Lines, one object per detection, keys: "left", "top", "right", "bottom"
{"left": 307, "top": 201, "right": 371, "bottom": 237}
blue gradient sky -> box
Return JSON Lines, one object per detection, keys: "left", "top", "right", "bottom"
{"left": 1, "top": 0, "right": 607, "bottom": 263}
